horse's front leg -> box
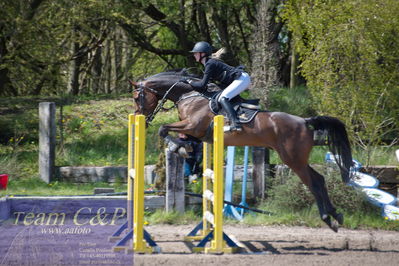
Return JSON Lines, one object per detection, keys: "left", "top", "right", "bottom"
{"left": 158, "top": 120, "right": 196, "bottom": 158}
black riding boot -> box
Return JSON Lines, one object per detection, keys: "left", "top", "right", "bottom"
{"left": 219, "top": 97, "right": 242, "bottom": 131}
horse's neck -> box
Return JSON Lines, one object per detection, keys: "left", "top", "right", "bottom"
{"left": 161, "top": 83, "right": 194, "bottom": 103}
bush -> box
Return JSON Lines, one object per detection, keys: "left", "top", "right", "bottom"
{"left": 268, "top": 86, "right": 316, "bottom": 117}
{"left": 268, "top": 166, "right": 375, "bottom": 214}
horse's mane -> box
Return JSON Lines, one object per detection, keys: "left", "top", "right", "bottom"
{"left": 144, "top": 68, "right": 201, "bottom": 80}
{"left": 143, "top": 68, "right": 221, "bottom": 93}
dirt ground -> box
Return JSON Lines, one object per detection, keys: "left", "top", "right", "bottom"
{"left": 1, "top": 220, "right": 399, "bottom": 266}
{"left": 134, "top": 224, "right": 399, "bottom": 266}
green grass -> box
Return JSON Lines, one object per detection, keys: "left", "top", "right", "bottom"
{"left": 233, "top": 204, "right": 399, "bottom": 231}
{"left": 140, "top": 202, "right": 399, "bottom": 231}
{"left": 0, "top": 177, "right": 127, "bottom": 196}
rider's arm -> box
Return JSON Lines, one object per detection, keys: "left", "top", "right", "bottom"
{"left": 189, "top": 61, "right": 215, "bottom": 92}
{"left": 188, "top": 73, "right": 210, "bottom": 92}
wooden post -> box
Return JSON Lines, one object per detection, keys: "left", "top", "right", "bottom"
{"left": 265, "top": 148, "right": 270, "bottom": 197}
{"left": 39, "top": 102, "right": 56, "bottom": 184}
{"left": 252, "top": 147, "right": 269, "bottom": 201}
{"left": 165, "top": 148, "right": 185, "bottom": 213}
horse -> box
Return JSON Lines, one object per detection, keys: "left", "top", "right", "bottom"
{"left": 131, "top": 69, "right": 353, "bottom": 232}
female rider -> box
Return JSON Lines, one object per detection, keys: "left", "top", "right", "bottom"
{"left": 182, "top": 41, "right": 251, "bottom": 131}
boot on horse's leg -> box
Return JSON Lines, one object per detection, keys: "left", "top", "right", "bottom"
{"left": 163, "top": 136, "right": 192, "bottom": 158}
{"left": 158, "top": 126, "right": 192, "bottom": 158}
{"left": 219, "top": 97, "right": 242, "bottom": 131}
{"left": 164, "top": 136, "right": 179, "bottom": 152}
{"left": 159, "top": 126, "right": 180, "bottom": 152}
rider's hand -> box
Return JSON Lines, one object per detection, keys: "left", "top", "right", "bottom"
{"left": 179, "top": 77, "right": 192, "bottom": 84}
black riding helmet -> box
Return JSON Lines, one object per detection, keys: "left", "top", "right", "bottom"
{"left": 190, "top": 41, "right": 212, "bottom": 56}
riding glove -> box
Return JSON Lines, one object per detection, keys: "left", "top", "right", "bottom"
{"left": 179, "top": 77, "right": 192, "bottom": 84}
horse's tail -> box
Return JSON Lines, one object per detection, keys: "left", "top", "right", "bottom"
{"left": 305, "top": 116, "right": 353, "bottom": 183}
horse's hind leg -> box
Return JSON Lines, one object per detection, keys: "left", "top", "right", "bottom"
{"left": 291, "top": 166, "right": 334, "bottom": 230}
{"left": 306, "top": 166, "right": 343, "bottom": 232}
{"left": 269, "top": 114, "right": 343, "bottom": 232}
{"left": 309, "top": 167, "right": 344, "bottom": 226}
{"left": 283, "top": 161, "right": 342, "bottom": 232}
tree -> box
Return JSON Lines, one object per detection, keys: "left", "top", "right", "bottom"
{"left": 0, "top": 0, "right": 265, "bottom": 96}
{"left": 116, "top": 0, "right": 257, "bottom": 75}
{"left": 0, "top": 0, "right": 46, "bottom": 96}
{"left": 282, "top": 0, "right": 399, "bottom": 149}
{"left": 250, "top": 0, "right": 285, "bottom": 108}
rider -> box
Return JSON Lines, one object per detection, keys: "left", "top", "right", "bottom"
{"left": 182, "top": 41, "right": 251, "bottom": 131}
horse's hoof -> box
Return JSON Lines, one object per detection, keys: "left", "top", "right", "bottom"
{"left": 329, "top": 220, "right": 339, "bottom": 233}
{"left": 322, "top": 215, "right": 339, "bottom": 233}
{"left": 335, "top": 213, "right": 344, "bottom": 225}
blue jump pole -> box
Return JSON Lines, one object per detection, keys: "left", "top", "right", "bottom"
{"left": 237, "top": 146, "right": 249, "bottom": 216}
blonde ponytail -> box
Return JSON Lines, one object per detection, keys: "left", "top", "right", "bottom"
{"left": 211, "top": 48, "right": 226, "bottom": 60}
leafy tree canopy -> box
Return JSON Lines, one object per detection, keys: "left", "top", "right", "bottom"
{"left": 282, "top": 0, "right": 399, "bottom": 144}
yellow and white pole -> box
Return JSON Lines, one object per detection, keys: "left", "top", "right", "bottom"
{"left": 202, "top": 141, "right": 212, "bottom": 237}
{"left": 127, "top": 114, "right": 134, "bottom": 230}
{"left": 206, "top": 115, "right": 225, "bottom": 253}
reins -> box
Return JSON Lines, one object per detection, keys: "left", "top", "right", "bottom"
{"left": 139, "top": 81, "right": 180, "bottom": 125}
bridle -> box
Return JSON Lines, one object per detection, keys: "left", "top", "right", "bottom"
{"left": 133, "top": 81, "right": 180, "bottom": 125}
{"left": 133, "top": 81, "right": 158, "bottom": 109}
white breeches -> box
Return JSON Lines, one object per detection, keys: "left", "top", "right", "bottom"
{"left": 218, "top": 72, "right": 251, "bottom": 101}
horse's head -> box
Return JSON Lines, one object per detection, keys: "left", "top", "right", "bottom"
{"left": 131, "top": 69, "right": 199, "bottom": 116}
{"left": 131, "top": 80, "right": 159, "bottom": 116}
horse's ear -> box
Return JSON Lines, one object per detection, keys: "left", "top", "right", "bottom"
{"left": 129, "top": 80, "right": 138, "bottom": 92}
{"left": 128, "top": 80, "right": 137, "bottom": 87}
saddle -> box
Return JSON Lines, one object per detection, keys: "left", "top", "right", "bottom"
{"left": 206, "top": 91, "right": 261, "bottom": 124}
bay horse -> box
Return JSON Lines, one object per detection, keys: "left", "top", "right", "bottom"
{"left": 131, "top": 69, "right": 353, "bottom": 232}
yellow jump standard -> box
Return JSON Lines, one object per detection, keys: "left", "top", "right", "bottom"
{"left": 110, "top": 114, "right": 160, "bottom": 253}
{"left": 185, "top": 115, "right": 239, "bottom": 254}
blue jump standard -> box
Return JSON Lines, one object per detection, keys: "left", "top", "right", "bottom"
{"left": 223, "top": 146, "right": 250, "bottom": 220}
{"left": 196, "top": 231, "right": 239, "bottom": 249}
{"left": 185, "top": 221, "right": 239, "bottom": 249}
{"left": 110, "top": 221, "right": 158, "bottom": 250}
